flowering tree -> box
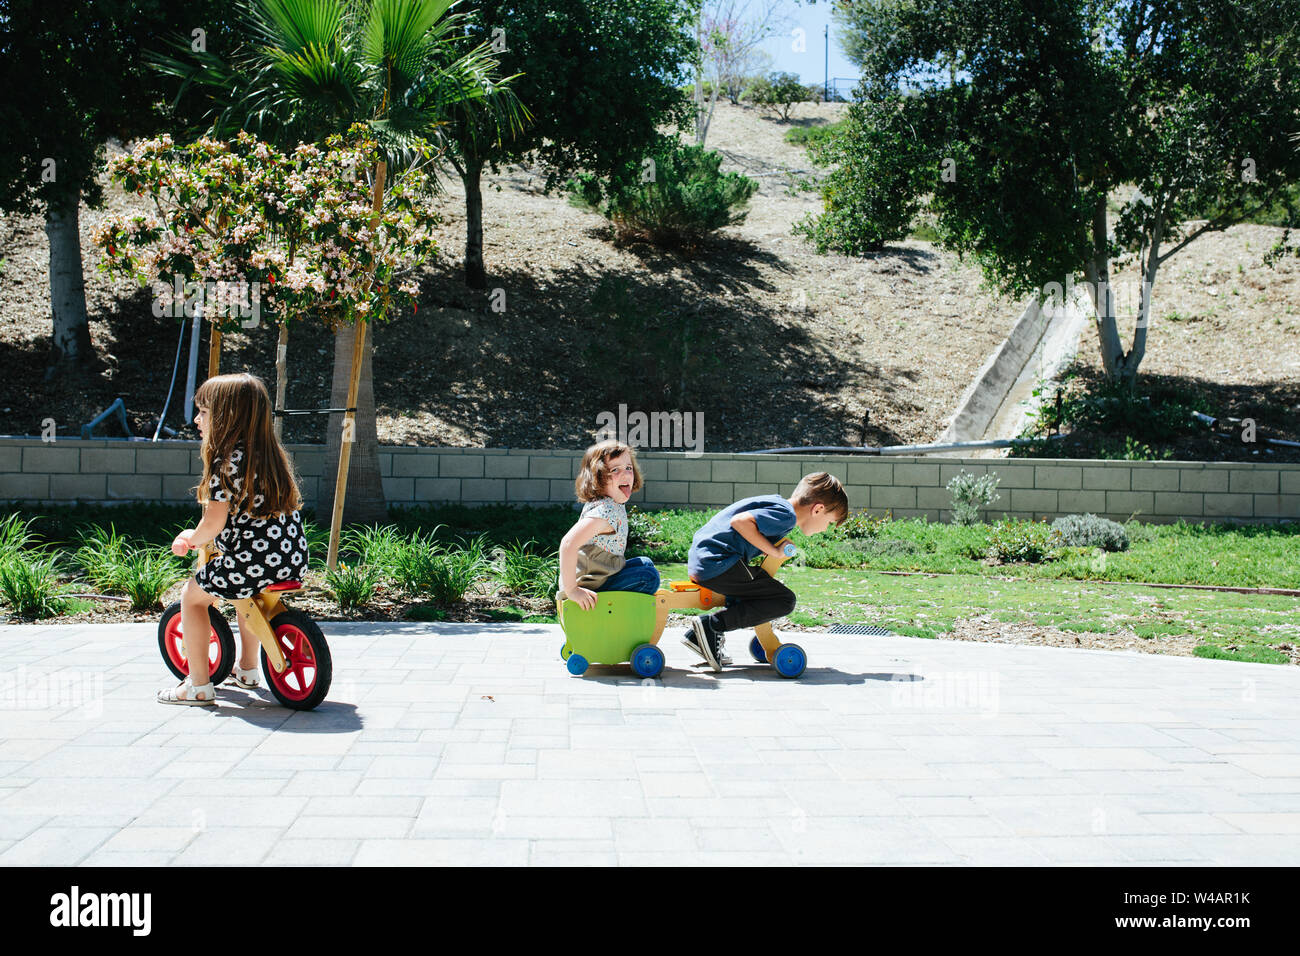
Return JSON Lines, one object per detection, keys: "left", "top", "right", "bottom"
{"left": 93, "top": 126, "right": 439, "bottom": 558}
{"left": 94, "top": 126, "right": 436, "bottom": 333}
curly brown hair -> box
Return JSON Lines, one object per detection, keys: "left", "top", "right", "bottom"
{"left": 574, "top": 440, "right": 644, "bottom": 503}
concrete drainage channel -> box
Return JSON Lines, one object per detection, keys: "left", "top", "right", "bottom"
{"left": 746, "top": 294, "right": 1088, "bottom": 459}
{"left": 936, "top": 292, "right": 1091, "bottom": 456}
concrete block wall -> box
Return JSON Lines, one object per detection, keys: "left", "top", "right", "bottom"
{"left": 2, "top": 438, "right": 1298, "bottom": 524}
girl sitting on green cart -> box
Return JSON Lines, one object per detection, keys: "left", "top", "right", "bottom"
{"left": 557, "top": 440, "right": 659, "bottom": 609}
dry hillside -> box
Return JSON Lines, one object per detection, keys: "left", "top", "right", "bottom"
{"left": 1, "top": 100, "right": 1296, "bottom": 455}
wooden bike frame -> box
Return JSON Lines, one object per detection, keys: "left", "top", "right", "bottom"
{"left": 197, "top": 545, "right": 290, "bottom": 674}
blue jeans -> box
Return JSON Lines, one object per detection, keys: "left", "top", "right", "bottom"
{"left": 594, "top": 556, "right": 660, "bottom": 595}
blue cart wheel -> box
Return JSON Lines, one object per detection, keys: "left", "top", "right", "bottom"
{"left": 749, "top": 636, "right": 768, "bottom": 663}
{"left": 772, "top": 643, "right": 806, "bottom": 679}
{"left": 630, "top": 643, "right": 665, "bottom": 678}
{"left": 560, "top": 642, "right": 571, "bottom": 661}
{"left": 566, "top": 653, "right": 589, "bottom": 676}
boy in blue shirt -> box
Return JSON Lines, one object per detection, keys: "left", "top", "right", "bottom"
{"left": 685, "top": 472, "right": 848, "bottom": 671}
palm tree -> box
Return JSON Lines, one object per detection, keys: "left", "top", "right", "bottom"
{"left": 157, "top": 0, "right": 525, "bottom": 560}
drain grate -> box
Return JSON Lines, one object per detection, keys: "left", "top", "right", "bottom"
{"left": 825, "top": 624, "right": 894, "bottom": 636}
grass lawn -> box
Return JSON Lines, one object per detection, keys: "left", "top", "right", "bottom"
{"left": 639, "top": 509, "right": 1300, "bottom": 590}
{"left": 651, "top": 562, "right": 1297, "bottom": 665}
{"left": 4, "top": 503, "right": 1297, "bottom": 664}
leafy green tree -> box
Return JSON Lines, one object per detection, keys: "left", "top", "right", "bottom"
{"left": 0, "top": 0, "right": 234, "bottom": 373}
{"left": 817, "top": 0, "right": 1300, "bottom": 386}
{"left": 431, "top": 0, "right": 701, "bottom": 288}
{"left": 794, "top": 92, "right": 932, "bottom": 254}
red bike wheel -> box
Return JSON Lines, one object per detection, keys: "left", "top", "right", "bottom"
{"left": 261, "top": 610, "right": 332, "bottom": 711}
{"left": 158, "top": 602, "right": 236, "bottom": 686}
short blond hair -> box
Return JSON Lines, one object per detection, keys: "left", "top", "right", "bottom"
{"left": 793, "top": 472, "right": 848, "bottom": 523}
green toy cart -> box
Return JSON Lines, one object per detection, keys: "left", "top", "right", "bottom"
{"left": 558, "top": 591, "right": 665, "bottom": 678}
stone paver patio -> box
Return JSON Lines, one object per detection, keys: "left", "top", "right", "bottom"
{"left": 2, "top": 621, "right": 1299, "bottom": 866}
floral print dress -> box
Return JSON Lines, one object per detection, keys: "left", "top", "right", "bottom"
{"left": 192, "top": 447, "right": 309, "bottom": 600}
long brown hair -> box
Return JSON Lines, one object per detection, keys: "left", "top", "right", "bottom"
{"left": 194, "top": 372, "right": 301, "bottom": 516}
{"left": 574, "top": 440, "right": 643, "bottom": 503}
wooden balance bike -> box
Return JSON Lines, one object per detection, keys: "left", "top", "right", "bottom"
{"left": 158, "top": 546, "right": 332, "bottom": 710}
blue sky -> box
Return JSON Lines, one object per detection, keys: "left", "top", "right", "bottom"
{"left": 754, "top": 1, "right": 861, "bottom": 90}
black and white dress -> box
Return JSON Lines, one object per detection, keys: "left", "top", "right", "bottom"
{"left": 193, "top": 447, "right": 309, "bottom": 600}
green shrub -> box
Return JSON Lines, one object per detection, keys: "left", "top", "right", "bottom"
{"left": 785, "top": 120, "right": 846, "bottom": 147}
{"left": 987, "top": 521, "right": 1064, "bottom": 564}
{"left": 340, "top": 523, "right": 409, "bottom": 575}
{"left": 73, "top": 527, "right": 186, "bottom": 608}
{"left": 0, "top": 513, "right": 37, "bottom": 561}
{"left": 1124, "top": 519, "right": 1159, "bottom": 544}
{"left": 568, "top": 140, "right": 757, "bottom": 248}
{"left": 744, "top": 72, "right": 812, "bottom": 120}
{"left": 325, "top": 562, "right": 382, "bottom": 610}
{"left": 833, "top": 510, "right": 892, "bottom": 540}
{"left": 627, "top": 505, "right": 665, "bottom": 550}
{"left": 1017, "top": 373, "right": 1208, "bottom": 458}
{"left": 0, "top": 553, "right": 72, "bottom": 618}
{"left": 492, "top": 541, "right": 560, "bottom": 604}
{"left": 844, "top": 538, "right": 923, "bottom": 561}
{"left": 74, "top": 524, "right": 131, "bottom": 591}
{"left": 393, "top": 532, "right": 489, "bottom": 604}
{"left": 1098, "top": 436, "right": 1175, "bottom": 461}
{"left": 793, "top": 93, "right": 934, "bottom": 254}
{"left": 116, "top": 547, "right": 188, "bottom": 610}
{"left": 301, "top": 521, "right": 332, "bottom": 571}
{"left": 1052, "top": 514, "right": 1130, "bottom": 551}
{"left": 946, "top": 471, "right": 1002, "bottom": 525}
{"left": 404, "top": 604, "right": 446, "bottom": 622}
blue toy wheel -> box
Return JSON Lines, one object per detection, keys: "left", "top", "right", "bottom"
{"left": 560, "top": 642, "right": 571, "bottom": 661}
{"left": 749, "top": 636, "right": 768, "bottom": 663}
{"left": 771, "top": 643, "right": 806, "bottom": 679}
{"left": 630, "top": 643, "right": 665, "bottom": 678}
{"left": 566, "top": 653, "right": 589, "bottom": 676}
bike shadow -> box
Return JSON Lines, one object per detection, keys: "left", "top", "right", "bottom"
{"left": 580, "top": 663, "right": 924, "bottom": 688}
{"left": 203, "top": 688, "right": 364, "bottom": 731}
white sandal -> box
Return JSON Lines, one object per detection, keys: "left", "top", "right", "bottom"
{"left": 158, "top": 677, "right": 216, "bottom": 706}
{"left": 227, "top": 664, "right": 260, "bottom": 689}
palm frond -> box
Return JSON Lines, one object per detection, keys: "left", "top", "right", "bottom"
{"left": 146, "top": 0, "right": 519, "bottom": 173}
{"left": 256, "top": 0, "right": 346, "bottom": 59}
{"left": 360, "top": 0, "right": 455, "bottom": 95}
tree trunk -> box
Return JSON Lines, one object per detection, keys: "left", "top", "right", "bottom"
{"left": 1086, "top": 196, "right": 1163, "bottom": 391}
{"left": 698, "top": 78, "right": 721, "bottom": 148}
{"left": 1085, "top": 195, "right": 1126, "bottom": 381}
{"left": 694, "top": 16, "right": 707, "bottom": 146}
{"left": 463, "top": 157, "right": 487, "bottom": 290}
{"left": 1127, "top": 207, "right": 1163, "bottom": 390}
{"left": 319, "top": 322, "right": 387, "bottom": 526}
{"left": 44, "top": 190, "right": 91, "bottom": 369}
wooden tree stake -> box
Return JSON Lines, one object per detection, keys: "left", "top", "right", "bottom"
{"left": 208, "top": 326, "right": 221, "bottom": 378}
{"left": 326, "top": 159, "right": 387, "bottom": 570}
{"left": 274, "top": 322, "right": 289, "bottom": 441}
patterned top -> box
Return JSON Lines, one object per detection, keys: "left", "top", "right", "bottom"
{"left": 195, "top": 445, "right": 308, "bottom": 600}
{"left": 581, "top": 497, "right": 627, "bottom": 556}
